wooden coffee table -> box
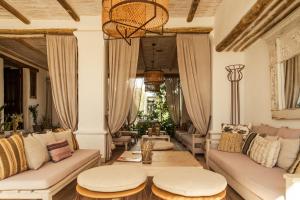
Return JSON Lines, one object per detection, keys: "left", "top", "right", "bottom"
{"left": 113, "top": 151, "right": 202, "bottom": 176}
{"left": 142, "top": 135, "right": 171, "bottom": 143}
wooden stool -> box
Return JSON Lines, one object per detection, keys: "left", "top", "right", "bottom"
{"left": 76, "top": 182, "right": 146, "bottom": 199}
{"left": 152, "top": 184, "right": 226, "bottom": 200}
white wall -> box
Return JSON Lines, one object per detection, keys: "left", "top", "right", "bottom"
{"left": 244, "top": 39, "right": 300, "bottom": 128}
{"left": 210, "top": 33, "right": 245, "bottom": 131}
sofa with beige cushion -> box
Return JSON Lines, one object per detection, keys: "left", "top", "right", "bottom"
{"left": 0, "top": 131, "right": 101, "bottom": 200}
{"left": 206, "top": 125, "right": 300, "bottom": 200}
{"left": 175, "top": 125, "right": 205, "bottom": 156}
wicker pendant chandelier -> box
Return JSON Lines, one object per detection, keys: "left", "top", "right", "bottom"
{"left": 144, "top": 69, "right": 164, "bottom": 85}
{"left": 102, "top": 0, "right": 169, "bottom": 43}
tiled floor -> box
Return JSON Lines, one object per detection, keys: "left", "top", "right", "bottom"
{"left": 52, "top": 138, "right": 244, "bottom": 200}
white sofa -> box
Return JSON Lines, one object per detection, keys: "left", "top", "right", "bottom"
{"left": 175, "top": 130, "right": 205, "bottom": 156}
{"left": 0, "top": 149, "right": 101, "bottom": 200}
{"left": 206, "top": 126, "right": 300, "bottom": 200}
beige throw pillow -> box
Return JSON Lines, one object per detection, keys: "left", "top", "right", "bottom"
{"left": 277, "top": 138, "right": 300, "bottom": 170}
{"left": 53, "top": 130, "right": 75, "bottom": 152}
{"left": 32, "top": 132, "right": 56, "bottom": 162}
{"left": 250, "top": 136, "right": 281, "bottom": 168}
{"left": 218, "top": 132, "right": 243, "bottom": 153}
{"left": 23, "top": 135, "right": 48, "bottom": 169}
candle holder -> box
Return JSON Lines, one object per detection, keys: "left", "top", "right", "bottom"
{"left": 141, "top": 140, "right": 153, "bottom": 164}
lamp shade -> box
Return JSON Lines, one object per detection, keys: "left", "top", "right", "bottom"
{"left": 144, "top": 70, "right": 164, "bottom": 85}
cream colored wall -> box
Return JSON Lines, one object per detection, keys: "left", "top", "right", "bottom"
{"left": 244, "top": 39, "right": 300, "bottom": 128}
{"left": 210, "top": 32, "right": 245, "bottom": 131}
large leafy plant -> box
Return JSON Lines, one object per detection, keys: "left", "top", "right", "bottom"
{"left": 29, "top": 104, "right": 39, "bottom": 125}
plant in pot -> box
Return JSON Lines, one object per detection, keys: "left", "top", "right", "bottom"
{"left": 29, "top": 104, "right": 42, "bottom": 132}
{"left": 11, "top": 114, "right": 23, "bottom": 133}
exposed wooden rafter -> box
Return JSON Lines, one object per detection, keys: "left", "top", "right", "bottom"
{"left": 0, "top": 28, "right": 76, "bottom": 36}
{"left": 0, "top": 0, "right": 30, "bottom": 24}
{"left": 14, "top": 39, "right": 47, "bottom": 57}
{"left": 215, "top": 0, "right": 274, "bottom": 52}
{"left": 57, "top": 0, "right": 80, "bottom": 22}
{"left": 0, "top": 45, "right": 47, "bottom": 70}
{"left": 239, "top": 1, "right": 299, "bottom": 51}
{"left": 163, "top": 27, "right": 212, "bottom": 34}
{"left": 187, "top": 0, "right": 201, "bottom": 22}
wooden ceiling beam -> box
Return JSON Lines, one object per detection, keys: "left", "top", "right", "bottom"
{"left": 0, "top": 28, "right": 76, "bottom": 35}
{"left": 187, "top": 0, "right": 201, "bottom": 22}
{"left": 14, "top": 39, "right": 47, "bottom": 57}
{"left": 57, "top": 0, "right": 80, "bottom": 22}
{"left": 163, "top": 27, "right": 212, "bottom": 34}
{"left": 0, "top": 0, "right": 30, "bottom": 24}
{"left": 215, "top": 0, "right": 274, "bottom": 52}
{"left": 0, "top": 45, "right": 47, "bottom": 70}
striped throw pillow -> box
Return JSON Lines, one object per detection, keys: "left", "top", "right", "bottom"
{"left": 250, "top": 136, "right": 281, "bottom": 168}
{"left": 0, "top": 134, "right": 28, "bottom": 180}
{"left": 242, "top": 132, "right": 258, "bottom": 155}
{"left": 47, "top": 140, "right": 72, "bottom": 162}
{"left": 218, "top": 132, "right": 243, "bottom": 153}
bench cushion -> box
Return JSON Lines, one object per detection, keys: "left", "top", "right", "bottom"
{"left": 208, "top": 149, "right": 285, "bottom": 200}
{"left": 0, "top": 149, "right": 100, "bottom": 190}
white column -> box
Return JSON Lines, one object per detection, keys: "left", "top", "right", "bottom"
{"left": 74, "top": 30, "right": 108, "bottom": 160}
{"left": 0, "top": 58, "right": 4, "bottom": 123}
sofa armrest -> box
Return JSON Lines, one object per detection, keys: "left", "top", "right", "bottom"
{"left": 284, "top": 174, "right": 300, "bottom": 200}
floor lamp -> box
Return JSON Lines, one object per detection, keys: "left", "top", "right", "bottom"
{"left": 226, "top": 64, "right": 245, "bottom": 125}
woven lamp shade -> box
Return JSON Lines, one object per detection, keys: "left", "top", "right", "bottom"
{"left": 109, "top": 0, "right": 169, "bottom": 32}
{"left": 102, "top": 0, "right": 145, "bottom": 38}
{"left": 144, "top": 70, "right": 164, "bottom": 85}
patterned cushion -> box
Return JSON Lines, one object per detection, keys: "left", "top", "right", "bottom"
{"left": 288, "top": 151, "right": 300, "bottom": 174}
{"left": 241, "top": 132, "right": 258, "bottom": 155}
{"left": 221, "top": 123, "right": 250, "bottom": 138}
{"left": 250, "top": 136, "right": 281, "bottom": 168}
{"left": 0, "top": 134, "right": 28, "bottom": 180}
{"left": 218, "top": 132, "right": 243, "bottom": 153}
{"left": 47, "top": 140, "right": 72, "bottom": 162}
{"left": 53, "top": 130, "right": 75, "bottom": 152}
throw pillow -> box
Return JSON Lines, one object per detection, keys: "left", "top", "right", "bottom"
{"left": 47, "top": 140, "right": 72, "bottom": 162}
{"left": 277, "top": 138, "right": 300, "bottom": 170}
{"left": 32, "top": 132, "right": 56, "bottom": 162}
{"left": 251, "top": 124, "right": 279, "bottom": 136}
{"left": 250, "top": 136, "right": 281, "bottom": 168}
{"left": 288, "top": 152, "right": 300, "bottom": 174}
{"left": 241, "top": 132, "right": 258, "bottom": 155}
{"left": 221, "top": 123, "right": 251, "bottom": 138}
{"left": 53, "top": 130, "right": 75, "bottom": 152}
{"left": 23, "top": 135, "right": 48, "bottom": 170}
{"left": 218, "top": 132, "right": 243, "bottom": 153}
{"left": 0, "top": 134, "right": 28, "bottom": 180}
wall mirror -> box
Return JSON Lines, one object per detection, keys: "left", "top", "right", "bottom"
{"left": 265, "top": 12, "right": 300, "bottom": 119}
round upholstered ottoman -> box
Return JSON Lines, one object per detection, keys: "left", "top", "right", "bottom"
{"left": 152, "top": 168, "right": 227, "bottom": 200}
{"left": 153, "top": 140, "right": 174, "bottom": 151}
{"left": 76, "top": 165, "right": 147, "bottom": 199}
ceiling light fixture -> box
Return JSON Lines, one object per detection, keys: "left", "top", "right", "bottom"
{"left": 102, "top": 0, "right": 169, "bottom": 45}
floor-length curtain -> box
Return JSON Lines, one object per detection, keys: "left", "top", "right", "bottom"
{"left": 46, "top": 35, "right": 78, "bottom": 148}
{"left": 107, "top": 38, "right": 139, "bottom": 159}
{"left": 165, "top": 77, "right": 180, "bottom": 125}
{"left": 284, "top": 54, "right": 300, "bottom": 108}
{"left": 176, "top": 34, "right": 211, "bottom": 135}
{"left": 22, "top": 68, "right": 30, "bottom": 131}
{"left": 127, "top": 78, "right": 143, "bottom": 125}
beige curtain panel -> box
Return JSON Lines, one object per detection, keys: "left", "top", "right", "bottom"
{"left": 165, "top": 77, "right": 180, "bottom": 125}
{"left": 176, "top": 34, "right": 211, "bottom": 135}
{"left": 46, "top": 35, "right": 78, "bottom": 133}
{"left": 127, "top": 79, "right": 143, "bottom": 125}
{"left": 107, "top": 38, "right": 140, "bottom": 159}
{"left": 284, "top": 54, "right": 300, "bottom": 108}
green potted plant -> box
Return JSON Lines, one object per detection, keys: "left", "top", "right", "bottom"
{"left": 29, "top": 104, "right": 42, "bottom": 132}
{"left": 11, "top": 114, "right": 23, "bottom": 133}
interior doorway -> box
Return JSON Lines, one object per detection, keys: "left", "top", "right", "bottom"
{"left": 4, "top": 67, "right": 23, "bottom": 116}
